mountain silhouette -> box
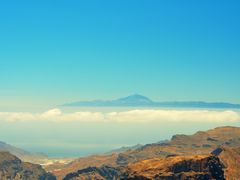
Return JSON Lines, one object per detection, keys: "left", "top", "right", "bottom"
{"left": 63, "top": 94, "right": 240, "bottom": 109}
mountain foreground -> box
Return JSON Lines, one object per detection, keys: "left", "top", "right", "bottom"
{"left": 45, "top": 126, "right": 240, "bottom": 180}
{"left": 0, "top": 151, "right": 56, "bottom": 180}
{"left": 0, "top": 126, "right": 239, "bottom": 179}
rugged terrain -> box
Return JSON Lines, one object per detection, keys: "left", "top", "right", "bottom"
{"left": 0, "top": 141, "right": 73, "bottom": 167}
{"left": 0, "top": 141, "right": 48, "bottom": 164}
{"left": 62, "top": 155, "right": 225, "bottom": 180}
{"left": 123, "top": 155, "right": 224, "bottom": 180}
{"left": 116, "top": 126, "right": 240, "bottom": 165}
{"left": 218, "top": 147, "right": 240, "bottom": 180}
{"left": 0, "top": 151, "right": 56, "bottom": 180}
{"left": 47, "top": 126, "right": 240, "bottom": 179}
{"left": 48, "top": 154, "right": 118, "bottom": 180}
{"left": 1, "top": 126, "right": 238, "bottom": 179}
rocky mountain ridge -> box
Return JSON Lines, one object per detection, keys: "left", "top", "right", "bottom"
{"left": 0, "top": 141, "right": 48, "bottom": 164}
{"left": 62, "top": 155, "right": 225, "bottom": 180}
{"left": 0, "top": 151, "right": 56, "bottom": 180}
{"left": 47, "top": 126, "right": 240, "bottom": 180}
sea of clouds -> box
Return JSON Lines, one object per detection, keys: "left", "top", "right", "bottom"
{"left": 0, "top": 108, "right": 239, "bottom": 123}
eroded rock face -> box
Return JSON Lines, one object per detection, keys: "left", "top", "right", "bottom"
{"left": 48, "top": 126, "right": 239, "bottom": 179}
{"left": 63, "top": 166, "right": 121, "bottom": 180}
{"left": 49, "top": 154, "right": 118, "bottom": 180}
{"left": 0, "top": 152, "right": 56, "bottom": 180}
{"left": 63, "top": 155, "right": 225, "bottom": 180}
{"left": 115, "top": 126, "right": 240, "bottom": 165}
{"left": 123, "top": 155, "right": 225, "bottom": 180}
{"left": 217, "top": 147, "right": 240, "bottom": 180}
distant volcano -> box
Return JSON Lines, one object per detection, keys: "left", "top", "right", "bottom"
{"left": 63, "top": 94, "right": 240, "bottom": 109}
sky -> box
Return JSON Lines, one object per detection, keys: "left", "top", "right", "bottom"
{"left": 1, "top": 1, "right": 240, "bottom": 110}
{"left": 0, "top": 1, "right": 240, "bottom": 157}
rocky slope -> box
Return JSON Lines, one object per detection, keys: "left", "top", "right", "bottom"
{"left": 0, "top": 141, "right": 48, "bottom": 164}
{"left": 47, "top": 126, "right": 240, "bottom": 179}
{"left": 48, "top": 154, "right": 118, "bottom": 180}
{"left": 47, "top": 146, "right": 240, "bottom": 180}
{"left": 0, "top": 151, "right": 56, "bottom": 180}
{"left": 63, "top": 166, "right": 121, "bottom": 180}
{"left": 62, "top": 155, "right": 225, "bottom": 180}
{"left": 123, "top": 155, "right": 224, "bottom": 180}
{"left": 217, "top": 147, "right": 240, "bottom": 180}
{"left": 116, "top": 126, "right": 240, "bottom": 165}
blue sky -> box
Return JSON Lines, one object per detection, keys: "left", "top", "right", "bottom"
{"left": 1, "top": 0, "right": 240, "bottom": 109}
{"left": 0, "top": 1, "right": 240, "bottom": 157}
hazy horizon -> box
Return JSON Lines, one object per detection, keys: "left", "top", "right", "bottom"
{"left": 1, "top": 1, "right": 240, "bottom": 158}
{"left": 0, "top": 106, "right": 239, "bottom": 157}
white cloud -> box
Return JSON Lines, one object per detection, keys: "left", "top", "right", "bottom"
{"left": 0, "top": 112, "right": 35, "bottom": 122}
{"left": 106, "top": 109, "right": 240, "bottom": 123}
{"left": 0, "top": 109, "right": 239, "bottom": 123}
{"left": 41, "top": 108, "right": 62, "bottom": 118}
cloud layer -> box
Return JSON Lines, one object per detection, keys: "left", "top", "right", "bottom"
{"left": 0, "top": 109, "right": 239, "bottom": 123}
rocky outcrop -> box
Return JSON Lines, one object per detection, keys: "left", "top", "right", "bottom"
{"left": 0, "top": 151, "right": 56, "bottom": 180}
{"left": 48, "top": 126, "right": 240, "bottom": 179}
{"left": 123, "top": 155, "right": 225, "bottom": 180}
{"left": 63, "top": 166, "right": 121, "bottom": 180}
{"left": 0, "top": 141, "right": 48, "bottom": 164}
{"left": 49, "top": 154, "right": 118, "bottom": 180}
{"left": 63, "top": 155, "right": 225, "bottom": 180}
{"left": 216, "top": 147, "right": 240, "bottom": 180}
{"left": 115, "top": 126, "right": 240, "bottom": 165}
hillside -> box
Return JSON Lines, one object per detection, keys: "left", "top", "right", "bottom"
{"left": 0, "top": 141, "right": 48, "bottom": 164}
{"left": 62, "top": 155, "right": 225, "bottom": 180}
{"left": 123, "top": 155, "right": 224, "bottom": 180}
{"left": 48, "top": 154, "right": 118, "bottom": 180}
{"left": 47, "top": 126, "right": 240, "bottom": 180}
{"left": 0, "top": 151, "right": 56, "bottom": 180}
{"left": 116, "top": 126, "right": 240, "bottom": 165}
{"left": 218, "top": 147, "right": 240, "bottom": 180}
